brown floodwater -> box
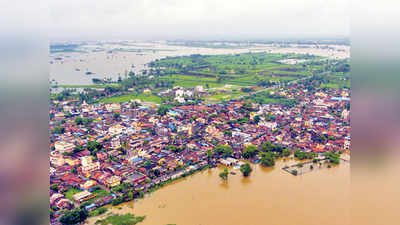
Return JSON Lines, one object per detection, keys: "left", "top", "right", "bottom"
{"left": 87, "top": 158, "right": 350, "bottom": 225}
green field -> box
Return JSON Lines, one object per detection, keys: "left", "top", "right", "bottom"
{"left": 321, "top": 80, "right": 350, "bottom": 89}
{"left": 159, "top": 74, "right": 224, "bottom": 88}
{"left": 206, "top": 89, "right": 247, "bottom": 102}
{"left": 95, "top": 213, "right": 145, "bottom": 225}
{"left": 150, "top": 52, "right": 320, "bottom": 88}
{"left": 64, "top": 188, "right": 82, "bottom": 201}
{"left": 320, "top": 71, "right": 350, "bottom": 89}
{"left": 244, "top": 90, "right": 299, "bottom": 107}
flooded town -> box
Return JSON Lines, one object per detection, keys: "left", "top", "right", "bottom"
{"left": 49, "top": 41, "right": 350, "bottom": 225}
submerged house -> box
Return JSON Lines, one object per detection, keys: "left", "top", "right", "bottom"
{"left": 220, "top": 157, "right": 238, "bottom": 166}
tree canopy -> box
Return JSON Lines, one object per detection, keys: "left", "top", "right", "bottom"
{"left": 157, "top": 105, "right": 169, "bottom": 116}
{"left": 260, "top": 152, "right": 275, "bottom": 167}
{"left": 219, "top": 168, "right": 229, "bottom": 180}
{"left": 214, "top": 144, "right": 233, "bottom": 158}
{"left": 242, "top": 144, "right": 258, "bottom": 159}
{"left": 59, "top": 208, "right": 88, "bottom": 225}
{"left": 240, "top": 163, "right": 253, "bottom": 177}
{"left": 324, "top": 151, "right": 340, "bottom": 164}
{"left": 282, "top": 148, "right": 291, "bottom": 157}
{"left": 294, "top": 150, "right": 316, "bottom": 160}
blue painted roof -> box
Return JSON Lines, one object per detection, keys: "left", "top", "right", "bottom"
{"left": 331, "top": 97, "right": 350, "bottom": 101}
{"left": 131, "top": 157, "right": 143, "bottom": 163}
{"left": 85, "top": 203, "right": 96, "bottom": 210}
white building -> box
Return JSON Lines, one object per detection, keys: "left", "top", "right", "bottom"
{"left": 220, "top": 157, "right": 238, "bottom": 166}
{"left": 194, "top": 85, "right": 205, "bottom": 92}
{"left": 81, "top": 156, "right": 100, "bottom": 173}
{"left": 105, "top": 103, "right": 121, "bottom": 112}
{"left": 108, "top": 124, "right": 125, "bottom": 136}
{"left": 54, "top": 141, "right": 75, "bottom": 154}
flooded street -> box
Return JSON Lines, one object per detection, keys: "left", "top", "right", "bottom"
{"left": 87, "top": 158, "right": 350, "bottom": 225}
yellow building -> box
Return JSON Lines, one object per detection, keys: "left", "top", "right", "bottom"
{"left": 65, "top": 158, "right": 80, "bottom": 166}
{"left": 105, "top": 175, "right": 121, "bottom": 188}
{"left": 80, "top": 180, "right": 97, "bottom": 190}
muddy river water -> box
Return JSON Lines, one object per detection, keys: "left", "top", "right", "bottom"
{"left": 87, "top": 157, "right": 350, "bottom": 225}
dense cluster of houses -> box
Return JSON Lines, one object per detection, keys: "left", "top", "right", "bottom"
{"left": 49, "top": 83, "right": 350, "bottom": 223}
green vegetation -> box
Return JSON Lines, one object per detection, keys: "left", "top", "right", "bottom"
{"left": 64, "top": 188, "right": 82, "bottom": 201}
{"left": 150, "top": 52, "right": 317, "bottom": 88}
{"left": 312, "top": 158, "right": 320, "bottom": 163}
{"left": 240, "top": 163, "right": 253, "bottom": 177}
{"left": 54, "top": 52, "right": 348, "bottom": 106}
{"left": 282, "top": 148, "right": 291, "bottom": 157}
{"left": 206, "top": 89, "right": 246, "bottom": 102}
{"left": 159, "top": 74, "right": 225, "bottom": 88}
{"left": 157, "top": 105, "right": 169, "bottom": 116}
{"left": 87, "top": 141, "right": 103, "bottom": 156}
{"left": 89, "top": 207, "right": 108, "bottom": 217}
{"left": 91, "top": 187, "right": 110, "bottom": 201}
{"left": 245, "top": 90, "right": 298, "bottom": 107}
{"left": 259, "top": 141, "right": 283, "bottom": 153}
{"left": 113, "top": 113, "right": 120, "bottom": 120}
{"left": 260, "top": 152, "right": 275, "bottom": 167}
{"left": 324, "top": 151, "right": 340, "bottom": 164}
{"left": 242, "top": 144, "right": 258, "bottom": 158}
{"left": 219, "top": 168, "right": 229, "bottom": 180}
{"left": 112, "top": 196, "right": 124, "bottom": 206}
{"left": 59, "top": 208, "right": 88, "bottom": 225}
{"left": 50, "top": 183, "right": 59, "bottom": 192}
{"left": 214, "top": 144, "right": 233, "bottom": 158}
{"left": 95, "top": 213, "right": 145, "bottom": 225}
{"left": 293, "top": 150, "right": 316, "bottom": 160}
{"left": 53, "top": 126, "right": 65, "bottom": 134}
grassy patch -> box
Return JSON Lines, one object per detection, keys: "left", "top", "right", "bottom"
{"left": 206, "top": 89, "right": 246, "bottom": 101}
{"left": 64, "top": 188, "right": 82, "bottom": 201}
{"left": 95, "top": 213, "right": 145, "bottom": 225}
{"left": 245, "top": 90, "right": 298, "bottom": 107}
{"left": 89, "top": 207, "right": 108, "bottom": 217}
{"left": 159, "top": 74, "right": 225, "bottom": 88}
{"left": 320, "top": 80, "right": 350, "bottom": 89}
{"left": 92, "top": 188, "right": 110, "bottom": 199}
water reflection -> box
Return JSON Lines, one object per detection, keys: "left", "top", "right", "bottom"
{"left": 259, "top": 166, "right": 274, "bottom": 173}
{"left": 219, "top": 181, "right": 230, "bottom": 189}
{"left": 240, "top": 177, "right": 252, "bottom": 186}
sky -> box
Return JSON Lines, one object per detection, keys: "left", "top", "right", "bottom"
{"left": 46, "top": 0, "right": 350, "bottom": 41}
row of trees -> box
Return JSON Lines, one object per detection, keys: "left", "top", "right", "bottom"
{"left": 219, "top": 162, "right": 253, "bottom": 180}
{"left": 212, "top": 141, "right": 293, "bottom": 165}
